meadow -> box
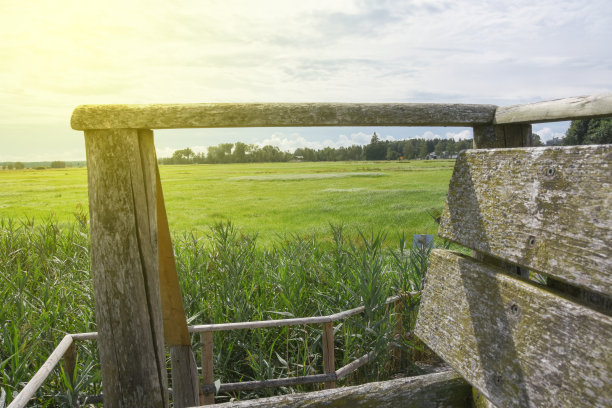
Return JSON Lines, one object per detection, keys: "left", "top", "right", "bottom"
{"left": 0, "top": 160, "right": 454, "bottom": 406}
{"left": 0, "top": 160, "right": 454, "bottom": 244}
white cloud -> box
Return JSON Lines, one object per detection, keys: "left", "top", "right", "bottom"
{"left": 533, "top": 127, "right": 565, "bottom": 142}
{"left": 414, "top": 129, "right": 472, "bottom": 140}
{"left": 254, "top": 131, "right": 378, "bottom": 152}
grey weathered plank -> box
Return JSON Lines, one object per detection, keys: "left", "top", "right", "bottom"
{"left": 204, "top": 370, "right": 471, "bottom": 408}
{"left": 439, "top": 144, "right": 612, "bottom": 295}
{"left": 70, "top": 102, "right": 497, "bottom": 130}
{"left": 495, "top": 92, "right": 612, "bottom": 124}
{"left": 84, "top": 128, "right": 168, "bottom": 407}
{"left": 415, "top": 250, "right": 612, "bottom": 408}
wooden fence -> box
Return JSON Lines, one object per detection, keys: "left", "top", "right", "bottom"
{"left": 7, "top": 92, "right": 612, "bottom": 407}
{"left": 8, "top": 293, "right": 415, "bottom": 407}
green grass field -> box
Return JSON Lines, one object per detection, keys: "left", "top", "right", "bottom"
{"left": 0, "top": 160, "right": 454, "bottom": 243}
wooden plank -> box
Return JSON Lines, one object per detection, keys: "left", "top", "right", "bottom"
{"left": 170, "top": 345, "right": 200, "bottom": 408}
{"left": 439, "top": 144, "right": 612, "bottom": 295}
{"left": 415, "top": 250, "right": 612, "bottom": 408}
{"left": 200, "top": 332, "right": 215, "bottom": 405}
{"left": 495, "top": 92, "right": 612, "bottom": 124}
{"left": 156, "top": 162, "right": 200, "bottom": 407}
{"left": 156, "top": 165, "right": 191, "bottom": 346}
{"left": 70, "top": 102, "right": 497, "bottom": 130}
{"left": 322, "top": 322, "right": 336, "bottom": 389}
{"left": 202, "top": 370, "right": 471, "bottom": 408}
{"left": 84, "top": 128, "right": 168, "bottom": 407}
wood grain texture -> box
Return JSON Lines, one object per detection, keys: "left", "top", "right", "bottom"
{"left": 8, "top": 335, "right": 74, "bottom": 408}
{"left": 415, "top": 250, "right": 612, "bottom": 408}
{"left": 200, "top": 332, "right": 215, "bottom": 405}
{"left": 204, "top": 370, "right": 471, "bottom": 408}
{"left": 322, "top": 322, "right": 336, "bottom": 389}
{"left": 495, "top": 92, "right": 612, "bottom": 124}
{"left": 170, "top": 345, "right": 200, "bottom": 408}
{"left": 84, "top": 128, "right": 168, "bottom": 407}
{"left": 156, "top": 165, "right": 192, "bottom": 346}
{"left": 439, "top": 144, "right": 612, "bottom": 295}
{"left": 472, "top": 124, "right": 532, "bottom": 149}
{"left": 70, "top": 102, "right": 497, "bottom": 130}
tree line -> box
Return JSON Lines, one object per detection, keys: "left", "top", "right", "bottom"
{"left": 158, "top": 134, "right": 474, "bottom": 165}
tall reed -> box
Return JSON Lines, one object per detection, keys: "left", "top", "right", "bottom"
{"left": 0, "top": 217, "right": 432, "bottom": 406}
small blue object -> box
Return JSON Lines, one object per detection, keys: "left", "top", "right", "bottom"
{"left": 412, "top": 234, "right": 434, "bottom": 249}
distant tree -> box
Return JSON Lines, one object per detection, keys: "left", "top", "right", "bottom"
{"left": 14, "top": 162, "right": 25, "bottom": 169}
{"left": 51, "top": 161, "right": 66, "bottom": 168}
{"left": 402, "top": 141, "right": 415, "bottom": 160}
{"left": 172, "top": 147, "right": 195, "bottom": 164}
{"left": 8, "top": 163, "right": 14, "bottom": 170}
{"left": 418, "top": 142, "right": 428, "bottom": 159}
{"left": 563, "top": 118, "right": 612, "bottom": 145}
{"left": 434, "top": 141, "right": 444, "bottom": 157}
{"left": 233, "top": 142, "right": 248, "bottom": 163}
{"left": 364, "top": 132, "right": 386, "bottom": 160}
{"left": 532, "top": 134, "right": 544, "bottom": 146}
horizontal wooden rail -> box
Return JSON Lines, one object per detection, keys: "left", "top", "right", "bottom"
{"left": 188, "top": 293, "right": 412, "bottom": 333}
{"left": 70, "top": 103, "right": 497, "bottom": 130}
{"left": 494, "top": 92, "right": 612, "bottom": 124}
{"left": 7, "top": 335, "right": 74, "bottom": 408}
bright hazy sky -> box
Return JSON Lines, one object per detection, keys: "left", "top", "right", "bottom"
{"left": 1, "top": 0, "right": 611, "bottom": 161}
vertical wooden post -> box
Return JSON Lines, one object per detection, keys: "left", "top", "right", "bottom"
{"left": 84, "top": 128, "right": 168, "bottom": 407}
{"left": 322, "top": 322, "right": 336, "bottom": 389}
{"left": 200, "top": 332, "right": 215, "bottom": 404}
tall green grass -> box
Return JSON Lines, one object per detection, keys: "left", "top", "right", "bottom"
{"left": 0, "top": 216, "right": 434, "bottom": 406}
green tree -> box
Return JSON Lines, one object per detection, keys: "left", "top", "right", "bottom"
{"left": 418, "top": 141, "right": 428, "bottom": 159}
{"left": 434, "top": 141, "right": 444, "bottom": 157}
{"left": 563, "top": 118, "right": 612, "bottom": 145}
{"left": 14, "top": 162, "right": 25, "bottom": 169}
{"left": 172, "top": 147, "right": 195, "bottom": 164}
{"left": 51, "top": 161, "right": 66, "bottom": 168}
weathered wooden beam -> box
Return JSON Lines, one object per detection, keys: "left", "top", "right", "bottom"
{"left": 70, "top": 102, "right": 497, "bottom": 130}
{"left": 8, "top": 335, "right": 74, "bottom": 408}
{"left": 415, "top": 250, "right": 612, "bottom": 408}
{"left": 439, "top": 144, "right": 612, "bottom": 296}
{"left": 156, "top": 164, "right": 200, "bottom": 408}
{"left": 200, "top": 332, "right": 215, "bottom": 405}
{"left": 84, "top": 128, "right": 168, "bottom": 407}
{"left": 203, "top": 370, "right": 471, "bottom": 408}
{"left": 495, "top": 92, "right": 612, "bottom": 124}
{"left": 322, "top": 322, "right": 336, "bottom": 389}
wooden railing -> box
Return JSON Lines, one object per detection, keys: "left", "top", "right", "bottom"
{"left": 7, "top": 92, "right": 612, "bottom": 407}
{"left": 8, "top": 293, "right": 415, "bottom": 407}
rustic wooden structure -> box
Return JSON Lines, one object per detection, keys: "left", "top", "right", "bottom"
{"left": 8, "top": 92, "right": 612, "bottom": 407}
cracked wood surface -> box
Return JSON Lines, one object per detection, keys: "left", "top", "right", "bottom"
{"left": 415, "top": 250, "right": 612, "bottom": 408}
{"left": 439, "top": 144, "right": 612, "bottom": 296}
{"left": 494, "top": 92, "right": 612, "bottom": 124}
{"left": 84, "top": 129, "right": 168, "bottom": 407}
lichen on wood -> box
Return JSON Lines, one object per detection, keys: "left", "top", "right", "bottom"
{"left": 70, "top": 102, "right": 497, "bottom": 130}
{"left": 416, "top": 250, "right": 612, "bottom": 408}
{"left": 205, "top": 370, "right": 471, "bottom": 408}
{"left": 439, "top": 144, "right": 612, "bottom": 296}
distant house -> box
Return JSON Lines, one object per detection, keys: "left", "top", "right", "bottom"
{"left": 426, "top": 153, "right": 438, "bottom": 160}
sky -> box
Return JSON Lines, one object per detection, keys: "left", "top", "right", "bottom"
{"left": 1, "top": 0, "right": 611, "bottom": 161}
